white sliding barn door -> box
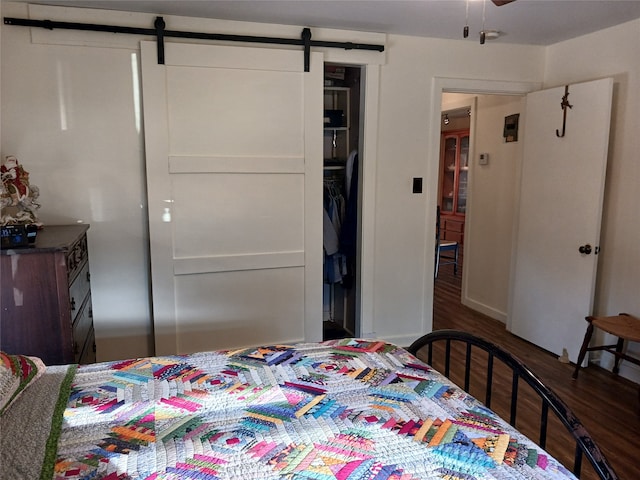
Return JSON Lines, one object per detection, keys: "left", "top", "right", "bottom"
{"left": 509, "top": 78, "right": 613, "bottom": 363}
{"left": 141, "top": 41, "right": 323, "bottom": 355}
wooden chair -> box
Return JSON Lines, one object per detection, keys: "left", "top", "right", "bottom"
{"left": 573, "top": 312, "right": 640, "bottom": 379}
{"left": 435, "top": 206, "right": 459, "bottom": 277}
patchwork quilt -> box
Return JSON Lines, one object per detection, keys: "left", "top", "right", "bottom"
{"left": 23, "top": 339, "right": 580, "bottom": 479}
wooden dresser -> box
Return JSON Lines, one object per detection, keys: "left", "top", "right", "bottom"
{"left": 0, "top": 224, "right": 95, "bottom": 365}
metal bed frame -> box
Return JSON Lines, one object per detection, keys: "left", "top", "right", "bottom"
{"left": 407, "top": 329, "right": 619, "bottom": 480}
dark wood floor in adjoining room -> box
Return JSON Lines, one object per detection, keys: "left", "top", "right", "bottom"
{"left": 432, "top": 254, "right": 639, "bottom": 480}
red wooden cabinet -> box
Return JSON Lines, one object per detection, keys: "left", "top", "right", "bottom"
{"left": 439, "top": 130, "right": 469, "bottom": 243}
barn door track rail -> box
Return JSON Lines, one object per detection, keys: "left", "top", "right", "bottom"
{"left": 3, "top": 16, "right": 385, "bottom": 71}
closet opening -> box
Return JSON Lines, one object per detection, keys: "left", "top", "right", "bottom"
{"left": 322, "top": 63, "right": 362, "bottom": 340}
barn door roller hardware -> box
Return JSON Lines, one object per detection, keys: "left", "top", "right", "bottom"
{"left": 555, "top": 85, "right": 573, "bottom": 138}
{"left": 3, "top": 16, "right": 385, "bottom": 71}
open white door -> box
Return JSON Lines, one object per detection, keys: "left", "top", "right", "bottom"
{"left": 141, "top": 41, "right": 323, "bottom": 355}
{"left": 509, "top": 78, "right": 613, "bottom": 362}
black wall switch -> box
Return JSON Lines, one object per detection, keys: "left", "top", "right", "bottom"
{"left": 412, "top": 177, "right": 423, "bottom": 194}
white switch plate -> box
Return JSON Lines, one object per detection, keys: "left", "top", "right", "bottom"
{"left": 479, "top": 153, "right": 489, "bottom": 165}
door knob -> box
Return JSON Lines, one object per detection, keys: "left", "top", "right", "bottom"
{"left": 578, "top": 244, "right": 592, "bottom": 255}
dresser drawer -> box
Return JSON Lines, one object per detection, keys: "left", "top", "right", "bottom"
{"left": 443, "top": 218, "right": 464, "bottom": 232}
{"left": 72, "top": 294, "right": 93, "bottom": 364}
{"left": 66, "top": 234, "right": 89, "bottom": 284}
{"left": 69, "top": 261, "right": 90, "bottom": 320}
{"left": 443, "top": 230, "right": 464, "bottom": 243}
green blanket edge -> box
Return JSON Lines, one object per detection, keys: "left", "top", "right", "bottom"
{"left": 39, "top": 364, "right": 78, "bottom": 480}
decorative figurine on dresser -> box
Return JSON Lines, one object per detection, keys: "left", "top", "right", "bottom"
{"left": 1, "top": 156, "right": 95, "bottom": 365}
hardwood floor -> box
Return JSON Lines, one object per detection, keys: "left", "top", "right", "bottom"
{"left": 431, "top": 254, "right": 639, "bottom": 479}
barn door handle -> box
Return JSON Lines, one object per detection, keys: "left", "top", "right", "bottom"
{"left": 578, "top": 244, "right": 592, "bottom": 255}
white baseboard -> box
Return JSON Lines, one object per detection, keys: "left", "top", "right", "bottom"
{"left": 461, "top": 296, "right": 507, "bottom": 323}
{"left": 598, "top": 356, "right": 640, "bottom": 384}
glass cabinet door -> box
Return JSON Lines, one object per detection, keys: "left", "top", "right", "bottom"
{"left": 441, "top": 136, "right": 457, "bottom": 213}
{"left": 440, "top": 131, "right": 469, "bottom": 215}
{"left": 438, "top": 129, "right": 468, "bottom": 244}
{"left": 456, "top": 134, "right": 469, "bottom": 214}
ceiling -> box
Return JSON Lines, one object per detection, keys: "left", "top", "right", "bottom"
{"left": 8, "top": 0, "right": 640, "bottom": 46}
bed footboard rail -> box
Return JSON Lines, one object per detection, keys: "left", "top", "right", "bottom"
{"left": 407, "top": 329, "right": 618, "bottom": 480}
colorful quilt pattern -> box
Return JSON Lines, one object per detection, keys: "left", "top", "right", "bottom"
{"left": 50, "top": 339, "right": 576, "bottom": 479}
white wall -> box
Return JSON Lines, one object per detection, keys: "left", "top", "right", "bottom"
{"left": 463, "top": 94, "right": 525, "bottom": 321}
{"left": 372, "top": 35, "right": 544, "bottom": 344}
{"left": 1, "top": 2, "right": 154, "bottom": 360}
{"left": 543, "top": 19, "right": 640, "bottom": 381}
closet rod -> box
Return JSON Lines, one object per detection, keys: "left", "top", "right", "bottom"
{"left": 3, "top": 16, "right": 385, "bottom": 71}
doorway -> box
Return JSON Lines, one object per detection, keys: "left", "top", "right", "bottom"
{"left": 432, "top": 89, "right": 529, "bottom": 325}
{"left": 428, "top": 78, "right": 612, "bottom": 363}
{"left": 322, "top": 63, "right": 362, "bottom": 340}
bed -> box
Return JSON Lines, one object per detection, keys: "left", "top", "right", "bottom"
{"left": 1, "top": 334, "right": 618, "bottom": 480}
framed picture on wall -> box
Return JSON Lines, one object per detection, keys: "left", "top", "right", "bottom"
{"left": 504, "top": 113, "right": 520, "bottom": 142}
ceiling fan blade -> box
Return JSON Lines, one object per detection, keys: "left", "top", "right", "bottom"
{"left": 491, "top": 0, "right": 517, "bottom": 5}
